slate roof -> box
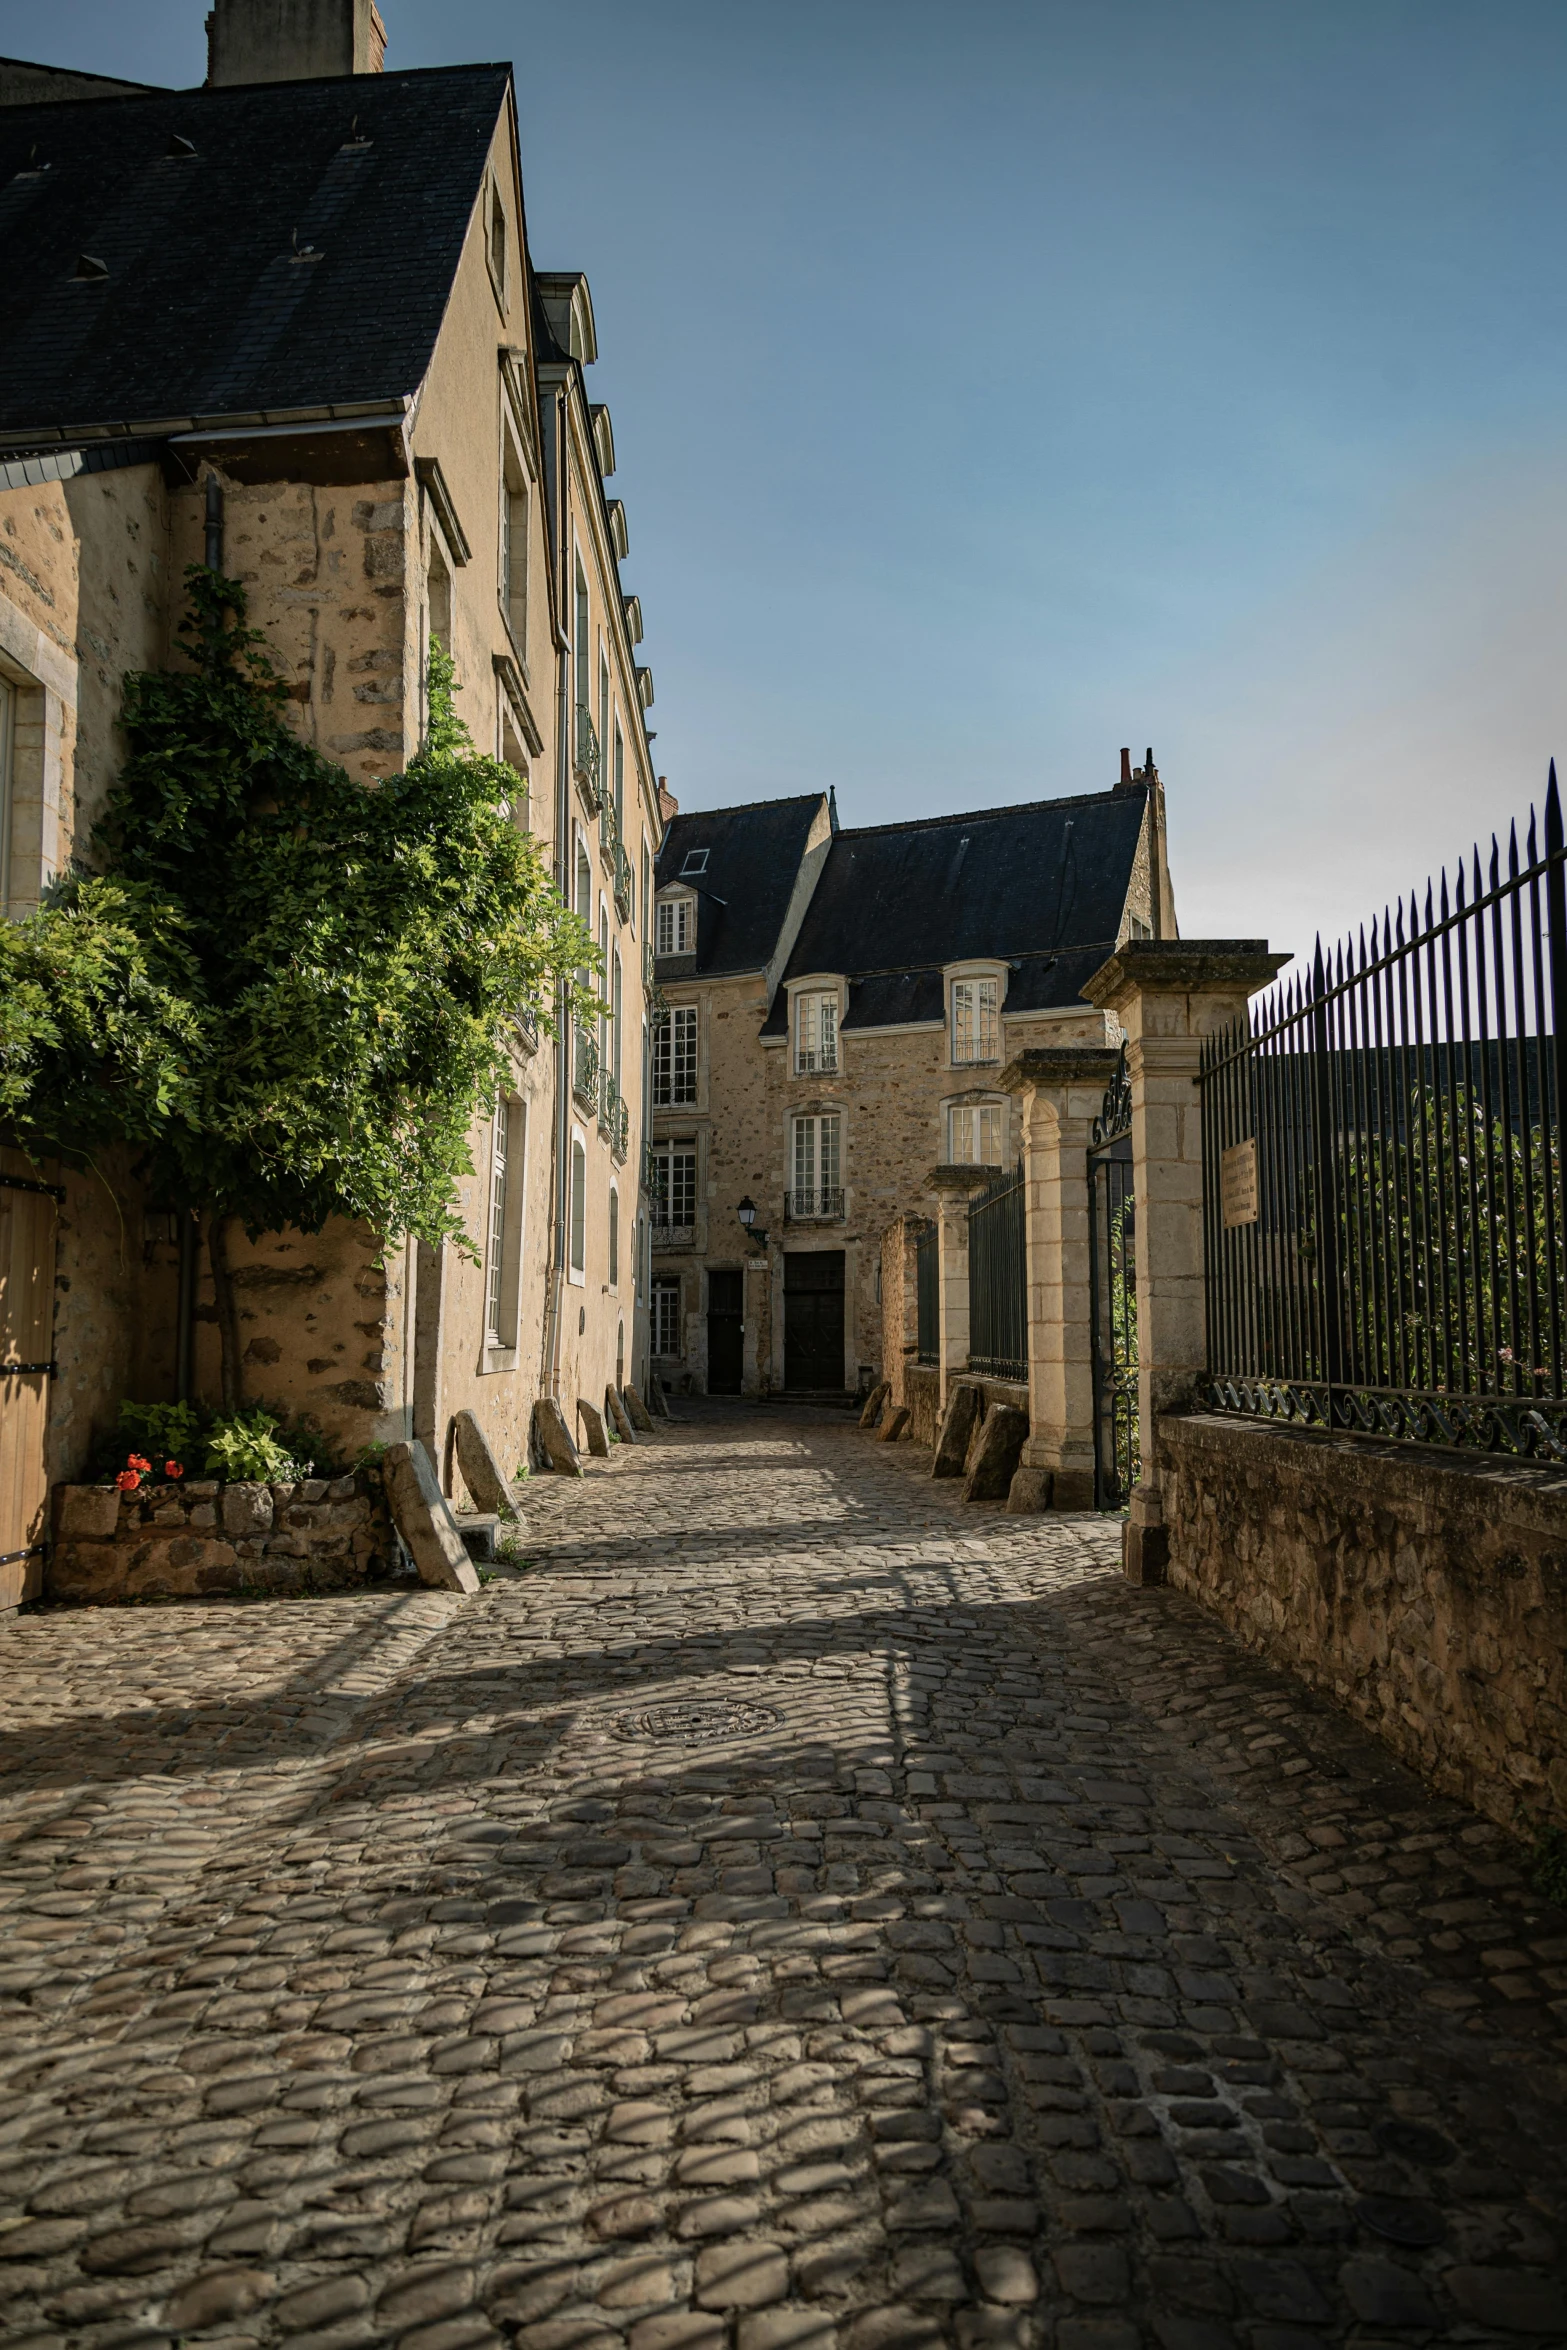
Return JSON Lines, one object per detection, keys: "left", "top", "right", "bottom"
{"left": 760, "top": 788, "right": 1148, "bottom": 1034}
{"left": 0, "top": 64, "right": 510, "bottom": 441}
{"left": 654, "top": 794, "right": 827, "bottom": 977}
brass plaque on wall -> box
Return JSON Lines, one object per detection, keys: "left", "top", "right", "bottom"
{"left": 1221, "top": 1136, "right": 1259, "bottom": 1229}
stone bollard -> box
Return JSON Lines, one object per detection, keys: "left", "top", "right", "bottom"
{"left": 876, "top": 1405, "right": 912, "bottom": 1444}
{"left": 577, "top": 1399, "right": 610, "bottom": 1458}
{"left": 533, "top": 1397, "right": 584, "bottom": 1476}
{"left": 383, "top": 1441, "right": 481, "bottom": 1593}
{"left": 1082, "top": 940, "right": 1287, "bottom": 1582}
{"left": 932, "top": 1378, "right": 984, "bottom": 1478}
{"left": 962, "top": 1403, "right": 1029, "bottom": 1502}
{"left": 605, "top": 1387, "right": 638, "bottom": 1445}
{"left": 453, "top": 1408, "right": 521, "bottom": 1523}
{"left": 623, "top": 1384, "right": 655, "bottom": 1432}
{"left": 859, "top": 1380, "right": 891, "bottom": 1431}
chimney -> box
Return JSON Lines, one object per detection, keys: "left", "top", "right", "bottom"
{"left": 207, "top": 0, "right": 386, "bottom": 85}
{"left": 1118, "top": 747, "right": 1132, "bottom": 787}
{"left": 657, "top": 776, "right": 679, "bottom": 829}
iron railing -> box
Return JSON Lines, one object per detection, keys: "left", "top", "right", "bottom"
{"left": 573, "top": 1026, "right": 600, "bottom": 1112}
{"left": 1200, "top": 767, "right": 1567, "bottom": 1461}
{"left": 573, "top": 702, "right": 602, "bottom": 810}
{"left": 915, "top": 1225, "right": 938, "bottom": 1365}
{"left": 968, "top": 1159, "right": 1027, "bottom": 1382}
{"left": 786, "top": 1187, "right": 844, "bottom": 1222}
{"left": 652, "top": 1223, "right": 695, "bottom": 1250}
{"left": 1088, "top": 1047, "right": 1139, "bottom": 1509}
{"left": 601, "top": 1074, "right": 629, "bottom": 1162}
{"left": 614, "top": 840, "right": 633, "bottom": 924}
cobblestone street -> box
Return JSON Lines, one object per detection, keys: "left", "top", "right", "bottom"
{"left": 1, "top": 1404, "right": 1564, "bottom": 2350}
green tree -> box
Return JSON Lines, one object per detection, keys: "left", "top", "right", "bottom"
{"left": 0, "top": 567, "right": 599, "bottom": 1407}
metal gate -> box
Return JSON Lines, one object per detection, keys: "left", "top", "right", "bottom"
{"left": 1088, "top": 1049, "right": 1139, "bottom": 1510}
{"left": 1, "top": 1151, "right": 61, "bottom": 1606}
{"left": 968, "top": 1161, "right": 1027, "bottom": 1382}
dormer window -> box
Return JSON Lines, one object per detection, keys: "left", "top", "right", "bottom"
{"left": 656, "top": 893, "right": 694, "bottom": 956}
{"left": 951, "top": 975, "right": 1000, "bottom": 1065}
{"left": 680, "top": 848, "right": 708, "bottom": 877}
{"left": 794, "top": 990, "right": 838, "bottom": 1075}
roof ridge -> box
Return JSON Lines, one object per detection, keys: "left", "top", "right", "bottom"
{"left": 0, "top": 59, "right": 510, "bottom": 109}
{"left": 833, "top": 785, "right": 1133, "bottom": 841}
{"left": 664, "top": 791, "right": 827, "bottom": 825}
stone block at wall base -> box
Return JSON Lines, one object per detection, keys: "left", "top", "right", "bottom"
{"left": 383, "top": 1441, "right": 481, "bottom": 1595}
{"left": 454, "top": 1408, "right": 520, "bottom": 1521}
{"left": 876, "top": 1406, "right": 911, "bottom": 1444}
{"left": 933, "top": 1381, "right": 983, "bottom": 1478}
{"left": 534, "top": 1396, "right": 584, "bottom": 1473}
{"left": 50, "top": 1470, "right": 394, "bottom": 1603}
{"left": 1005, "top": 1463, "right": 1098, "bottom": 1513}
{"left": 1123, "top": 1519, "right": 1169, "bottom": 1584}
{"left": 963, "top": 1405, "right": 1028, "bottom": 1501}
{"left": 859, "top": 1381, "right": 891, "bottom": 1431}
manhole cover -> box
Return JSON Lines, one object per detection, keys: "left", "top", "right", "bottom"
{"left": 1355, "top": 2195, "right": 1445, "bottom": 2247}
{"left": 614, "top": 1699, "right": 779, "bottom": 1745}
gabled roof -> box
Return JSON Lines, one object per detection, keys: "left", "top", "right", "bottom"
{"left": 0, "top": 64, "right": 510, "bottom": 442}
{"left": 761, "top": 788, "right": 1148, "bottom": 1034}
{"left": 655, "top": 794, "right": 827, "bottom": 978}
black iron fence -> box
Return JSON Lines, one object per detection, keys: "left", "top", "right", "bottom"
{"left": 968, "top": 1162, "right": 1027, "bottom": 1383}
{"left": 1200, "top": 768, "right": 1567, "bottom": 1461}
{"left": 1089, "top": 1051, "right": 1139, "bottom": 1509}
{"left": 915, "top": 1226, "right": 938, "bottom": 1365}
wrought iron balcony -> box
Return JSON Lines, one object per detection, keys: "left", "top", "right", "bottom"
{"left": 651, "top": 1222, "right": 695, "bottom": 1250}
{"left": 601, "top": 1072, "right": 629, "bottom": 1161}
{"left": 573, "top": 1026, "right": 600, "bottom": 1111}
{"left": 786, "top": 1186, "right": 844, "bottom": 1222}
{"left": 614, "top": 839, "right": 633, "bottom": 924}
{"left": 512, "top": 1005, "right": 539, "bottom": 1056}
{"left": 643, "top": 934, "right": 656, "bottom": 990}
{"left": 572, "top": 702, "right": 602, "bottom": 811}
{"left": 599, "top": 790, "right": 620, "bottom": 854}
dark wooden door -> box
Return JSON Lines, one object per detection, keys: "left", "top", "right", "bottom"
{"left": 1, "top": 1152, "right": 60, "bottom": 1608}
{"left": 785, "top": 1250, "right": 845, "bottom": 1391}
{"left": 706, "top": 1268, "right": 744, "bottom": 1394}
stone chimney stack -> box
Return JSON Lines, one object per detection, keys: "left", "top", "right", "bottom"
{"left": 206, "top": 0, "right": 387, "bottom": 85}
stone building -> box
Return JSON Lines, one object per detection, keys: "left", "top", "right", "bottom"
{"left": 0, "top": 0, "right": 660, "bottom": 1601}
{"left": 648, "top": 757, "right": 1176, "bottom": 1396}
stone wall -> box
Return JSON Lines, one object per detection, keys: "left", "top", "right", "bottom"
{"left": 50, "top": 1470, "right": 394, "bottom": 1602}
{"left": 1160, "top": 1411, "right": 1567, "bottom": 1833}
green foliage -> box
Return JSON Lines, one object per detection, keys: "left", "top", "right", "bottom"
{"left": 2, "top": 569, "right": 600, "bottom": 1257}
{"left": 1533, "top": 1825, "right": 1567, "bottom": 1908}
{"left": 201, "top": 1406, "right": 313, "bottom": 1483}
{"left": 115, "top": 1399, "right": 205, "bottom": 1467}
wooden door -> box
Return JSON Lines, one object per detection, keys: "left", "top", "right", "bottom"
{"left": 706, "top": 1269, "right": 744, "bottom": 1394}
{"left": 0, "top": 1150, "right": 60, "bottom": 1607}
{"left": 784, "top": 1250, "right": 845, "bottom": 1392}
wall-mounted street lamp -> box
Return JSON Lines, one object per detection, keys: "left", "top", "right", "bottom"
{"left": 737, "top": 1195, "right": 769, "bottom": 1250}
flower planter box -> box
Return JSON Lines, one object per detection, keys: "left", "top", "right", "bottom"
{"left": 49, "top": 1471, "right": 395, "bottom": 1602}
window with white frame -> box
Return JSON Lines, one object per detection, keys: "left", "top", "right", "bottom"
{"left": 650, "top": 1140, "right": 697, "bottom": 1236}
{"left": 951, "top": 975, "right": 1000, "bottom": 1064}
{"left": 949, "top": 1101, "right": 1006, "bottom": 1165}
{"left": 656, "top": 893, "right": 694, "bottom": 956}
{"left": 791, "top": 1113, "right": 842, "bottom": 1217}
{"left": 569, "top": 1136, "right": 587, "bottom": 1278}
{"left": 608, "top": 1184, "right": 620, "bottom": 1287}
{"left": 652, "top": 1277, "right": 683, "bottom": 1358}
{"left": 794, "top": 989, "right": 838, "bottom": 1074}
{"left": 653, "top": 1005, "right": 697, "bottom": 1105}
{"left": 488, "top": 179, "right": 508, "bottom": 304}
{"left": 485, "top": 1100, "right": 512, "bottom": 1340}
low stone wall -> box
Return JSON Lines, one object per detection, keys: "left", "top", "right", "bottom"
{"left": 51, "top": 1471, "right": 395, "bottom": 1602}
{"left": 905, "top": 1365, "right": 940, "bottom": 1445}
{"left": 1160, "top": 1411, "right": 1567, "bottom": 1833}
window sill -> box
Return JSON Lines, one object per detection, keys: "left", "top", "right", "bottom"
{"left": 481, "top": 1344, "right": 520, "bottom": 1376}
{"left": 567, "top": 1266, "right": 586, "bottom": 1288}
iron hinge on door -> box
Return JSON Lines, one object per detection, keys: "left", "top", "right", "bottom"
{"left": 0, "top": 1172, "right": 65, "bottom": 1202}
{"left": 1, "top": 1361, "right": 57, "bottom": 1377}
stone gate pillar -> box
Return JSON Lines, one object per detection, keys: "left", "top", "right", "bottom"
{"left": 929, "top": 1165, "right": 991, "bottom": 1406}
{"left": 1001, "top": 1045, "right": 1122, "bottom": 1511}
{"left": 1082, "top": 941, "right": 1287, "bottom": 1581}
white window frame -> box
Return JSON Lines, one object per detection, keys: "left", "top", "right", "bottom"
{"left": 947, "top": 1099, "right": 1007, "bottom": 1167}
{"left": 568, "top": 1130, "right": 587, "bottom": 1284}
{"left": 608, "top": 1182, "right": 620, "bottom": 1289}
{"left": 653, "top": 1004, "right": 698, "bottom": 1107}
{"left": 656, "top": 892, "right": 695, "bottom": 956}
{"left": 950, "top": 971, "right": 1002, "bottom": 1066}
{"left": 790, "top": 1112, "right": 843, "bottom": 1220}
{"left": 793, "top": 987, "right": 839, "bottom": 1075}
{"left": 481, "top": 1095, "right": 526, "bottom": 1366}
{"left": 487, "top": 175, "right": 509, "bottom": 311}
{"left": 650, "top": 1139, "right": 697, "bottom": 1240}
{"left": 652, "top": 1276, "right": 683, "bottom": 1359}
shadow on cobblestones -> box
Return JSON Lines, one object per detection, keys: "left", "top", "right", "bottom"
{"left": 0, "top": 1406, "right": 1563, "bottom": 2349}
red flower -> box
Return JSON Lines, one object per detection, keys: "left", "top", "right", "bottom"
{"left": 165, "top": 1460, "right": 184, "bottom": 1479}
{"left": 116, "top": 1469, "right": 141, "bottom": 1491}
{"left": 127, "top": 1453, "right": 152, "bottom": 1473}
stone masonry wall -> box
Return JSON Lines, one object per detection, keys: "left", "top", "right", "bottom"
{"left": 50, "top": 1469, "right": 394, "bottom": 1603}
{"left": 1160, "top": 1410, "right": 1567, "bottom": 1834}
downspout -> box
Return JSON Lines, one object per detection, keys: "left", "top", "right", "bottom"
{"left": 545, "top": 387, "right": 572, "bottom": 1404}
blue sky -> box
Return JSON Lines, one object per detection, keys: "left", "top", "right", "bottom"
{"left": 8, "top": 0, "right": 1567, "bottom": 968}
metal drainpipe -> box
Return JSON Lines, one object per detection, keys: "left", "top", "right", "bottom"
{"left": 545, "top": 389, "right": 572, "bottom": 1406}
{"left": 204, "top": 471, "right": 224, "bottom": 571}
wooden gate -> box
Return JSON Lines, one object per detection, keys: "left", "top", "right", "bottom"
{"left": 0, "top": 1150, "right": 61, "bottom": 1607}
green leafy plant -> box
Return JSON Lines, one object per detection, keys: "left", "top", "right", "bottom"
{"left": 2, "top": 570, "right": 602, "bottom": 1410}
{"left": 115, "top": 1399, "right": 204, "bottom": 1466}
{"left": 201, "top": 1407, "right": 312, "bottom": 1484}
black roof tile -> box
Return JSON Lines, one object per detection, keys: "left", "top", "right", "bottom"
{"left": 655, "top": 794, "right": 827, "bottom": 977}
{"left": 760, "top": 788, "right": 1146, "bottom": 1035}
{"left": 0, "top": 64, "right": 509, "bottom": 439}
